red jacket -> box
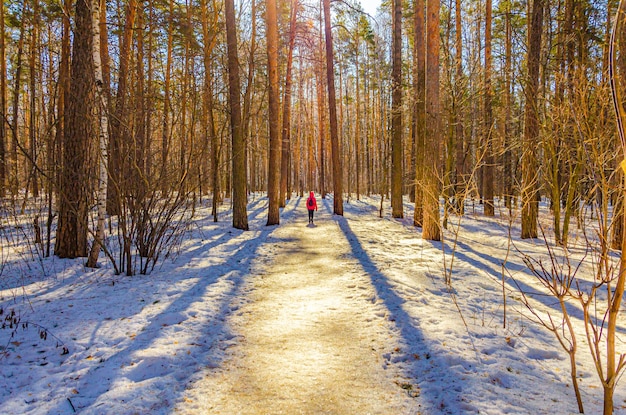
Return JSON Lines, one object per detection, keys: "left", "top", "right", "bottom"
{"left": 306, "top": 192, "right": 318, "bottom": 211}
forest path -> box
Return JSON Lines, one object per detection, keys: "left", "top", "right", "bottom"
{"left": 174, "top": 200, "right": 418, "bottom": 414}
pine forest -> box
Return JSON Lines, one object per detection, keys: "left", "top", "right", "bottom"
{"left": 2, "top": 0, "right": 626, "bottom": 413}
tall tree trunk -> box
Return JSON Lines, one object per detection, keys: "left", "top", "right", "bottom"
{"left": 28, "top": 0, "right": 39, "bottom": 198}
{"left": 266, "top": 0, "right": 281, "bottom": 225}
{"left": 200, "top": 0, "right": 219, "bottom": 219}
{"left": 145, "top": 0, "right": 154, "bottom": 182}
{"left": 107, "top": 0, "right": 137, "bottom": 216}
{"left": 179, "top": 4, "right": 190, "bottom": 190}
{"left": 413, "top": 0, "right": 426, "bottom": 227}
{"left": 99, "top": 0, "right": 110, "bottom": 101}
{"left": 242, "top": 0, "right": 257, "bottom": 197}
{"left": 54, "top": 0, "right": 71, "bottom": 253}
{"left": 521, "top": 0, "right": 544, "bottom": 239}
{"left": 323, "top": 0, "right": 343, "bottom": 215}
{"left": 225, "top": 0, "right": 249, "bottom": 230}
{"left": 503, "top": 2, "right": 513, "bottom": 211}
{"left": 316, "top": 59, "right": 326, "bottom": 196}
{"left": 87, "top": 0, "right": 110, "bottom": 268}
{"left": 606, "top": 2, "right": 626, "bottom": 414}
{"left": 355, "top": 34, "right": 361, "bottom": 201}
{"left": 365, "top": 66, "right": 372, "bottom": 196}
{"left": 483, "top": 0, "right": 494, "bottom": 216}
{"left": 337, "top": 57, "right": 345, "bottom": 198}
{"left": 391, "top": 0, "right": 403, "bottom": 218}
{"left": 44, "top": 25, "right": 55, "bottom": 256}
{"left": 280, "top": 0, "right": 298, "bottom": 207}
{"left": 296, "top": 53, "right": 305, "bottom": 197}
{"left": 0, "top": 0, "right": 6, "bottom": 197}
{"left": 422, "top": 0, "right": 441, "bottom": 241}
{"left": 10, "top": 12, "right": 25, "bottom": 196}
{"left": 56, "top": 0, "right": 94, "bottom": 259}
{"left": 454, "top": 0, "right": 465, "bottom": 214}
{"left": 136, "top": 4, "right": 146, "bottom": 181}
{"left": 317, "top": 10, "right": 326, "bottom": 197}
{"left": 612, "top": 0, "right": 625, "bottom": 250}
{"left": 161, "top": 0, "right": 174, "bottom": 194}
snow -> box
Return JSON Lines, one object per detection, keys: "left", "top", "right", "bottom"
{"left": 1, "top": 194, "right": 625, "bottom": 414}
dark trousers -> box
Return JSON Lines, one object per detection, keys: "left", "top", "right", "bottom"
{"left": 308, "top": 209, "right": 314, "bottom": 223}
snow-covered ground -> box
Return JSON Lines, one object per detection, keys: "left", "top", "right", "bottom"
{"left": 1, "top": 194, "right": 625, "bottom": 414}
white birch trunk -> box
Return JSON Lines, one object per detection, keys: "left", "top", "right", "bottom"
{"left": 87, "top": 0, "right": 109, "bottom": 268}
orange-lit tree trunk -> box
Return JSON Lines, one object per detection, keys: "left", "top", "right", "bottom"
{"left": 413, "top": 0, "right": 425, "bottom": 227}
{"left": 323, "top": 0, "right": 343, "bottom": 215}
{"left": 422, "top": 0, "right": 441, "bottom": 241}
{"left": 0, "top": 0, "right": 5, "bottom": 196}
{"left": 200, "top": 0, "right": 219, "bottom": 220}
{"left": 453, "top": 0, "right": 465, "bottom": 214}
{"left": 242, "top": 0, "right": 257, "bottom": 197}
{"left": 317, "top": 11, "right": 326, "bottom": 197}
{"left": 391, "top": 0, "right": 403, "bottom": 218}
{"left": 266, "top": 0, "right": 281, "bottom": 225}
{"left": 225, "top": 0, "right": 249, "bottom": 230}
{"left": 27, "top": 0, "right": 39, "bottom": 198}
{"left": 503, "top": 2, "right": 513, "bottom": 211}
{"left": 280, "top": 0, "right": 298, "bottom": 207}
{"left": 316, "top": 58, "right": 326, "bottom": 196}
{"left": 161, "top": 0, "right": 173, "bottom": 194}
{"left": 604, "top": 4, "right": 626, "bottom": 413}
{"left": 483, "top": 0, "right": 494, "bottom": 216}
{"left": 107, "top": 0, "right": 137, "bottom": 216}
{"left": 521, "top": 0, "right": 544, "bottom": 239}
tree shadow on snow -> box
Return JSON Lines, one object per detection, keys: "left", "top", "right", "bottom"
{"left": 451, "top": 239, "right": 591, "bottom": 327}
{"left": 334, "top": 215, "right": 477, "bottom": 413}
{"left": 42, "top": 198, "right": 301, "bottom": 414}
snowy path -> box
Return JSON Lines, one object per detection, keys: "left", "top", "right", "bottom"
{"left": 4, "top": 195, "right": 624, "bottom": 414}
{"left": 175, "top": 201, "right": 419, "bottom": 414}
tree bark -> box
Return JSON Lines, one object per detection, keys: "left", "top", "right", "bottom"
{"left": 107, "top": 0, "right": 137, "bottom": 216}
{"left": 134, "top": 6, "right": 147, "bottom": 201}
{"left": 242, "top": 0, "right": 257, "bottom": 197}
{"left": 483, "top": 0, "right": 494, "bottom": 216}
{"left": 453, "top": 0, "right": 465, "bottom": 214}
{"left": 521, "top": 0, "right": 544, "bottom": 239}
{"left": 99, "top": 0, "right": 110, "bottom": 101}
{"left": 316, "top": 56, "right": 326, "bottom": 196}
{"left": 28, "top": 0, "right": 39, "bottom": 198}
{"left": 280, "top": 0, "right": 299, "bottom": 207}
{"left": 161, "top": 0, "right": 174, "bottom": 194}
{"left": 413, "top": 0, "right": 426, "bottom": 227}
{"left": 225, "top": 0, "right": 249, "bottom": 230}
{"left": 391, "top": 0, "right": 403, "bottom": 218}
{"left": 606, "top": 4, "right": 626, "bottom": 413}
{"left": 323, "top": 0, "right": 343, "bottom": 215}
{"left": 56, "top": 0, "right": 94, "bottom": 259}
{"left": 10, "top": 11, "right": 25, "bottom": 196}
{"left": 87, "top": 0, "right": 110, "bottom": 268}
{"left": 200, "top": 0, "right": 219, "bottom": 220}
{"left": 355, "top": 25, "right": 361, "bottom": 201}
{"left": 53, "top": 0, "right": 71, "bottom": 254}
{"left": 0, "top": 0, "right": 5, "bottom": 197}
{"left": 503, "top": 3, "right": 513, "bottom": 211}
{"left": 317, "top": 11, "right": 326, "bottom": 197}
{"left": 422, "top": 0, "right": 441, "bottom": 241}
{"left": 266, "top": 0, "right": 281, "bottom": 225}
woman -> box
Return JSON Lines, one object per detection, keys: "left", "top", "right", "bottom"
{"left": 306, "top": 191, "right": 318, "bottom": 224}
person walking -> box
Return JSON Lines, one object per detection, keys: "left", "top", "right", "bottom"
{"left": 306, "top": 191, "right": 318, "bottom": 224}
